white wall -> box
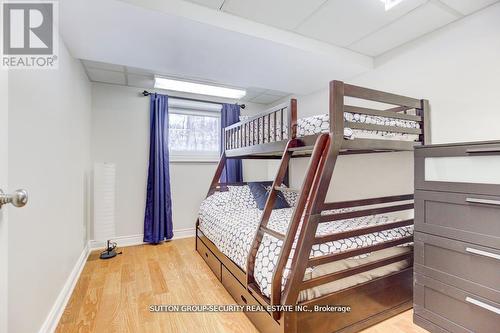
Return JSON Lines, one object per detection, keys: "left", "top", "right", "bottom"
{"left": 359, "top": 2, "right": 500, "bottom": 145}
{"left": 7, "top": 40, "right": 92, "bottom": 333}
{"left": 90, "top": 83, "right": 270, "bottom": 239}
{"left": 277, "top": 4, "right": 500, "bottom": 201}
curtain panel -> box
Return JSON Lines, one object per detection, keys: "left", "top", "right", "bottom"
{"left": 220, "top": 103, "right": 243, "bottom": 183}
{"left": 144, "top": 93, "right": 174, "bottom": 243}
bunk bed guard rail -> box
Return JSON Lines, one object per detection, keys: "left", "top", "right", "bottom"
{"left": 223, "top": 99, "right": 297, "bottom": 152}
{"left": 223, "top": 80, "right": 429, "bottom": 155}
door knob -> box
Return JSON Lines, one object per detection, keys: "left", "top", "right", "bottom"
{"left": 0, "top": 189, "right": 28, "bottom": 208}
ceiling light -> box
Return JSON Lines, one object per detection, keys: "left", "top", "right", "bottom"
{"left": 154, "top": 77, "right": 246, "bottom": 99}
{"left": 380, "top": 0, "right": 405, "bottom": 11}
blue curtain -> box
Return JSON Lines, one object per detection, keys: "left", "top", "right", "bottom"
{"left": 144, "top": 93, "right": 174, "bottom": 244}
{"left": 220, "top": 103, "right": 243, "bottom": 183}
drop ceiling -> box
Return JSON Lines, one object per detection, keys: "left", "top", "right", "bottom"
{"left": 82, "top": 60, "right": 290, "bottom": 104}
{"left": 61, "top": 0, "right": 498, "bottom": 97}
{"left": 186, "top": 0, "right": 499, "bottom": 56}
{"left": 60, "top": 0, "right": 372, "bottom": 96}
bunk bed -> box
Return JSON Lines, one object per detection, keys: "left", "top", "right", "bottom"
{"left": 195, "top": 80, "right": 430, "bottom": 333}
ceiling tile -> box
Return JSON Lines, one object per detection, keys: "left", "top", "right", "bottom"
{"left": 126, "top": 66, "right": 155, "bottom": 75}
{"left": 221, "top": 0, "right": 326, "bottom": 30}
{"left": 264, "top": 89, "right": 290, "bottom": 97}
{"left": 251, "top": 94, "right": 283, "bottom": 104}
{"left": 185, "top": 0, "right": 225, "bottom": 10}
{"left": 349, "top": 1, "right": 459, "bottom": 56}
{"left": 82, "top": 59, "right": 125, "bottom": 72}
{"left": 240, "top": 87, "right": 265, "bottom": 101}
{"left": 127, "top": 73, "right": 154, "bottom": 88}
{"left": 87, "top": 68, "right": 127, "bottom": 85}
{"left": 296, "top": 0, "right": 427, "bottom": 47}
{"left": 439, "top": 0, "right": 499, "bottom": 15}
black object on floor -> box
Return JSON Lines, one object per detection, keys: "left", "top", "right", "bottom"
{"left": 100, "top": 240, "right": 120, "bottom": 260}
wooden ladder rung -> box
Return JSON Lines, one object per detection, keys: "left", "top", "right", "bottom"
{"left": 288, "top": 145, "right": 314, "bottom": 152}
{"left": 274, "top": 186, "right": 301, "bottom": 193}
{"left": 260, "top": 226, "right": 285, "bottom": 240}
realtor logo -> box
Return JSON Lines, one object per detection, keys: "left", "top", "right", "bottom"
{"left": 1, "top": 1, "right": 58, "bottom": 68}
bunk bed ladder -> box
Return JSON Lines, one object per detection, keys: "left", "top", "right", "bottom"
{"left": 246, "top": 133, "right": 332, "bottom": 320}
{"left": 246, "top": 139, "right": 297, "bottom": 285}
{"left": 266, "top": 81, "right": 345, "bottom": 321}
{"left": 277, "top": 81, "right": 346, "bottom": 312}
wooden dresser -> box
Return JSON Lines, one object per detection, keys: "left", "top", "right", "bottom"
{"left": 413, "top": 141, "right": 500, "bottom": 332}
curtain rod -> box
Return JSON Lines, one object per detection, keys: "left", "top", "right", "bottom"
{"left": 141, "top": 90, "right": 245, "bottom": 109}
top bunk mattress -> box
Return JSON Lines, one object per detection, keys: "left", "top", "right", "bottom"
{"left": 299, "top": 112, "right": 420, "bottom": 141}
{"left": 238, "top": 111, "right": 421, "bottom": 143}
{"left": 198, "top": 186, "right": 413, "bottom": 301}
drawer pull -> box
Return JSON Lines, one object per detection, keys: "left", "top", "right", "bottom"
{"left": 466, "top": 198, "right": 500, "bottom": 206}
{"left": 466, "top": 147, "right": 500, "bottom": 154}
{"left": 240, "top": 295, "right": 248, "bottom": 304}
{"left": 465, "top": 297, "right": 500, "bottom": 315}
{"left": 465, "top": 247, "right": 500, "bottom": 261}
{"left": 205, "top": 252, "right": 209, "bottom": 258}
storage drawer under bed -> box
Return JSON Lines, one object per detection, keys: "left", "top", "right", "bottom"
{"left": 414, "top": 232, "right": 500, "bottom": 302}
{"left": 196, "top": 237, "right": 222, "bottom": 281}
{"left": 414, "top": 273, "right": 500, "bottom": 333}
{"left": 221, "top": 266, "right": 282, "bottom": 333}
{"left": 415, "top": 190, "right": 500, "bottom": 249}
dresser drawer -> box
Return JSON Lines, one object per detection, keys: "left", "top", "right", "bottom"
{"left": 414, "top": 273, "right": 500, "bottom": 333}
{"left": 414, "top": 232, "right": 500, "bottom": 302}
{"left": 415, "top": 190, "right": 500, "bottom": 249}
{"left": 415, "top": 142, "right": 500, "bottom": 196}
{"left": 197, "top": 237, "right": 222, "bottom": 280}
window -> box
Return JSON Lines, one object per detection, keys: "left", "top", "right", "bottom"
{"left": 168, "top": 99, "right": 221, "bottom": 162}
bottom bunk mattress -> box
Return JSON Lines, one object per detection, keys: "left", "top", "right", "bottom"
{"left": 198, "top": 186, "right": 413, "bottom": 302}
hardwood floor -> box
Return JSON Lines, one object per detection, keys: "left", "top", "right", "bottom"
{"left": 56, "top": 238, "right": 428, "bottom": 333}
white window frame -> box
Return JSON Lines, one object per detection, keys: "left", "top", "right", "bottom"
{"left": 168, "top": 99, "right": 221, "bottom": 163}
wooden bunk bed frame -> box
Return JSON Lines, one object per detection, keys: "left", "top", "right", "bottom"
{"left": 195, "top": 80, "right": 430, "bottom": 333}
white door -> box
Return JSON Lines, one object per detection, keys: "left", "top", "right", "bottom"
{"left": 0, "top": 69, "right": 27, "bottom": 333}
{"left": 0, "top": 68, "right": 8, "bottom": 333}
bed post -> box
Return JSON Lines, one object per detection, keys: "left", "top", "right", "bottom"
{"left": 287, "top": 99, "right": 298, "bottom": 140}
{"left": 420, "top": 99, "right": 431, "bottom": 144}
{"left": 283, "top": 99, "right": 297, "bottom": 187}
{"left": 281, "top": 81, "right": 345, "bottom": 306}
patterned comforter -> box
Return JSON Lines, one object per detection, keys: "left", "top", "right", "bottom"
{"left": 198, "top": 186, "right": 413, "bottom": 298}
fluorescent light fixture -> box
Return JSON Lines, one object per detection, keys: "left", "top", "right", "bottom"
{"left": 380, "top": 0, "right": 405, "bottom": 10}
{"left": 154, "top": 76, "right": 246, "bottom": 99}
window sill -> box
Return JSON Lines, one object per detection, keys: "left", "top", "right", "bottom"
{"left": 169, "top": 159, "right": 219, "bottom": 164}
